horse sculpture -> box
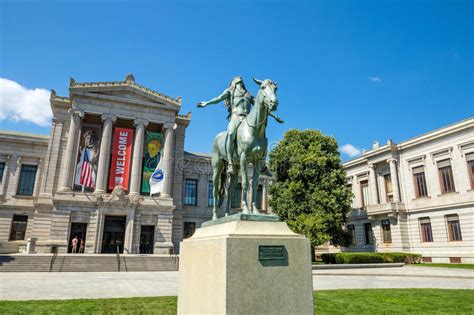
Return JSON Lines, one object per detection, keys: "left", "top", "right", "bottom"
{"left": 211, "top": 78, "right": 279, "bottom": 219}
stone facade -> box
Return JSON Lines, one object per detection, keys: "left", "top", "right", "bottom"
{"left": 0, "top": 76, "right": 270, "bottom": 255}
{"left": 340, "top": 118, "right": 474, "bottom": 263}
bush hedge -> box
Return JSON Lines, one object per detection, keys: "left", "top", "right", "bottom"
{"left": 320, "top": 252, "right": 421, "bottom": 264}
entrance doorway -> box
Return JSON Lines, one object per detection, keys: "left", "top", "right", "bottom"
{"left": 101, "top": 216, "right": 126, "bottom": 254}
{"left": 68, "top": 223, "right": 87, "bottom": 253}
{"left": 140, "top": 225, "right": 155, "bottom": 254}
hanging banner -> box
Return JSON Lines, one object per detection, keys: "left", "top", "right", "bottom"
{"left": 108, "top": 128, "right": 134, "bottom": 191}
{"left": 74, "top": 125, "right": 101, "bottom": 190}
{"left": 141, "top": 132, "right": 163, "bottom": 194}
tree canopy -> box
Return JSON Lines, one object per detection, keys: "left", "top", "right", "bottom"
{"left": 268, "top": 129, "right": 353, "bottom": 247}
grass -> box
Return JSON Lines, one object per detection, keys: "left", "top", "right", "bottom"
{"left": 0, "top": 289, "right": 472, "bottom": 314}
{"left": 412, "top": 263, "right": 474, "bottom": 269}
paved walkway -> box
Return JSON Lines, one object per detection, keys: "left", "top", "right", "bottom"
{"left": 0, "top": 266, "right": 472, "bottom": 300}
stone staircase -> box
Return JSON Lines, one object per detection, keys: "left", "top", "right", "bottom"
{"left": 0, "top": 254, "right": 179, "bottom": 272}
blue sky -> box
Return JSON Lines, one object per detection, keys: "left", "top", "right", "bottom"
{"left": 1, "top": 0, "right": 473, "bottom": 160}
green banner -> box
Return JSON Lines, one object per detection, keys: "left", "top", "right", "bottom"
{"left": 141, "top": 131, "right": 163, "bottom": 193}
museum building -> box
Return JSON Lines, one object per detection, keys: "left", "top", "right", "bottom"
{"left": 0, "top": 76, "right": 270, "bottom": 255}
{"left": 340, "top": 117, "right": 474, "bottom": 263}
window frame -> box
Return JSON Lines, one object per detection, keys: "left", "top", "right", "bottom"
{"left": 446, "top": 214, "right": 462, "bottom": 242}
{"left": 437, "top": 160, "right": 456, "bottom": 194}
{"left": 384, "top": 174, "right": 393, "bottom": 202}
{"left": 381, "top": 219, "right": 392, "bottom": 244}
{"left": 9, "top": 214, "right": 28, "bottom": 241}
{"left": 413, "top": 167, "right": 428, "bottom": 198}
{"left": 208, "top": 180, "right": 213, "bottom": 207}
{"left": 0, "top": 161, "right": 5, "bottom": 183}
{"left": 360, "top": 180, "right": 369, "bottom": 208}
{"left": 364, "top": 223, "right": 373, "bottom": 245}
{"left": 467, "top": 159, "right": 474, "bottom": 189}
{"left": 419, "top": 217, "right": 433, "bottom": 243}
{"left": 184, "top": 178, "right": 198, "bottom": 206}
{"left": 16, "top": 164, "right": 38, "bottom": 196}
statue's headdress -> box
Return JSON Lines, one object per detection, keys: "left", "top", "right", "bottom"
{"left": 224, "top": 76, "right": 244, "bottom": 120}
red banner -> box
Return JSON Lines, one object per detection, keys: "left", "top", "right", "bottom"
{"left": 108, "top": 128, "right": 134, "bottom": 191}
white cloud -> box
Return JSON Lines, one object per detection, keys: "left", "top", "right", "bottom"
{"left": 369, "top": 76, "right": 382, "bottom": 83}
{"left": 340, "top": 144, "right": 362, "bottom": 157}
{"left": 0, "top": 78, "right": 52, "bottom": 127}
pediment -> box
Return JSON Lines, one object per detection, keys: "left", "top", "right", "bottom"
{"left": 69, "top": 77, "right": 182, "bottom": 111}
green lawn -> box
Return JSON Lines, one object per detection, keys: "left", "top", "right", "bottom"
{"left": 0, "top": 289, "right": 472, "bottom": 314}
{"left": 412, "top": 263, "right": 474, "bottom": 269}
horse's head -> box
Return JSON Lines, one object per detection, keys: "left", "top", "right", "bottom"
{"left": 253, "top": 78, "right": 278, "bottom": 112}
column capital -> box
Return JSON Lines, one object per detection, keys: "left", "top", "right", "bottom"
{"left": 101, "top": 114, "right": 117, "bottom": 123}
{"left": 368, "top": 164, "right": 376, "bottom": 170}
{"left": 163, "top": 122, "right": 177, "bottom": 130}
{"left": 134, "top": 119, "right": 149, "bottom": 127}
{"left": 68, "top": 108, "right": 85, "bottom": 118}
{"left": 387, "top": 158, "right": 398, "bottom": 164}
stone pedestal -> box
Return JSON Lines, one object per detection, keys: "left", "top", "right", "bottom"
{"left": 26, "top": 237, "right": 38, "bottom": 254}
{"left": 177, "top": 214, "right": 314, "bottom": 315}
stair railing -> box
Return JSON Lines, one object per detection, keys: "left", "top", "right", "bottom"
{"left": 116, "top": 245, "right": 121, "bottom": 272}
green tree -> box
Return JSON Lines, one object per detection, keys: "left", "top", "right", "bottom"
{"left": 268, "top": 129, "right": 353, "bottom": 252}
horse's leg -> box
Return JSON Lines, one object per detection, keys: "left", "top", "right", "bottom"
{"left": 226, "top": 169, "right": 239, "bottom": 216}
{"left": 212, "top": 160, "right": 224, "bottom": 220}
{"left": 240, "top": 153, "right": 250, "bottom": 214}
{"left": 251, "top": 160, "right": 260, "bottom": 214}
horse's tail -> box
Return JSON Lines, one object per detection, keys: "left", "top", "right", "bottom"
{"left": 217, "top": 160, "right": 227, "bottom": 207}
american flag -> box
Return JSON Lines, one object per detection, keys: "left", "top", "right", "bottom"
{"left": 79, "top": 149, "right": 94, "bottom": 188}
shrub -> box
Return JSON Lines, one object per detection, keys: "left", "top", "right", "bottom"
{"left": 320, "top": 252, "right": 422, "bottom": 264}
{"left": 321, "top": 253, "right": 337, "bottom": 264}
{"left": 335, "top": 253, "right": 385, "bottom": 264}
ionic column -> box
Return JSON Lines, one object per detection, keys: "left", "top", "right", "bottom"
{"left": 161, "top": 122, "right": 177, "bottom": 197}
{"left": 388, "top": 158, "right": 401, "bottom": 202}
{"left": 368, "top": 164, "right": 379, "bottom": 205}
{"left": 129, "top": 119, "right": 148, "bottom": 195}
{"left": 95, "top": 114, "right": 116, "bottom": 194}
{"left": 58, "top": 109, "right": 84, "bottom": 192}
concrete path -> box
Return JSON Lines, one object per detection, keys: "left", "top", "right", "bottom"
{"left": 0, "top": 267, "right": 472, "bottom": 301}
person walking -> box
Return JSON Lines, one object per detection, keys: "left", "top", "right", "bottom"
{"left": 71, "top": 236, "right": 78, "bottom": 253}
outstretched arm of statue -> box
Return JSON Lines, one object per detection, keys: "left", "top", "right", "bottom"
{"left": 197, "top": 90, "right": 230, "bottom": 108}
{"left": 269, "top": 112, "right": 284, "bottom": 124}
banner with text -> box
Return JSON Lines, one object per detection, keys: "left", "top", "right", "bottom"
{"left": 108, "top": 128, "right": 134, "bottom": 191}
{"left": 141, "top": 131, "right": 163, "bottom": 194}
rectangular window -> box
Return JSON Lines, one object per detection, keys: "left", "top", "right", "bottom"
{"left": 0, "top": 162, "right": 5, "bottom": 183}
{"left": 231, "top": 183, "right": 242, "bottom": 208}
{"left": 184, "top": 179, "right": 198, "bottom": 206}
{"left": 438, "top": 160, "right": 456, "bottom": 193}
{"left": 381, "top": 219, "right": 392, "bottom": 243}
{"left": 347, "top": 224, "right": 356, "bottom": 245}
{"left": 183, "top": 222, "right": 196, "bottom": 239}
{"left": 16, "top": 164, "right": 37, "bottom": 196}
{"left": 360, "top": 180, "right": 369, "bottom": 208}
{"left": 413, "top": 166, "right": 428, "bottom": 198}
{"left": 364, "top": 223, "right": 373, "bottom": 245}
{"left": 446, "top": 214, "right": 462, "bottom": 241}
{"left": 466, "top": 152, "right": 474, "bottom": 189}
{"left": 419, "top": 217, "right": 433, "bottom": 242}
{"left": 208, "top": 180, "right": 213, "bottom": 207}
{"left": 256, "top": 185, "right": 263, "bottom": 209}
{"left": 9, "top": 215, "right": 28, "bottom": 240}
{"left": 384, "top": 174, "right": 393, "bottom": 202}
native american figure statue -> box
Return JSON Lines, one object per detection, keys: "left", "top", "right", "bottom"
{"left": 197, "top": 77, "right": 283, "bottom": 219}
